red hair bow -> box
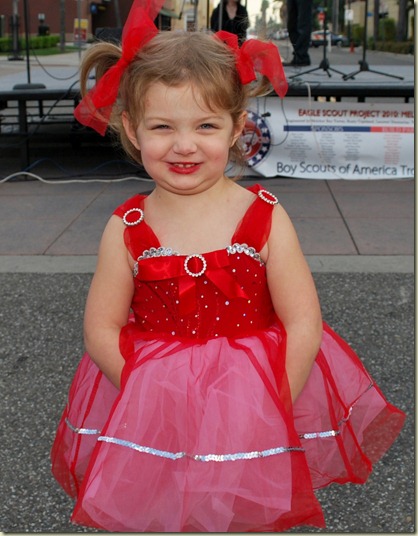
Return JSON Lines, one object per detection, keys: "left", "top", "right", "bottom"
{"left": 74, "top": 0, "right": 288, "bottom": 136}
{"left": 74, "top": 0, "right": 163, "bottom": 135}
{"left": 215, "top": 30, "right": 288, "bottom": 99}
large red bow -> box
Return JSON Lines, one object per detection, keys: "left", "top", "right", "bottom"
{"left": 215, "top": 31, "right": 288, "bottom": 99}
{"left": 137, "top": 250, "right": 249, "bottom": 316}
{"left": 74, "top": 0, "right": 163, "bottom": 135}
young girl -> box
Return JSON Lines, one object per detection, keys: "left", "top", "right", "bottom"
{"left": 51, "top": 1, "right": 405, "bottom": 532}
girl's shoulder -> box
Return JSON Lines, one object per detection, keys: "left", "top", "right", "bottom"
{"left": 231, "top": 183, "right": 280, "bottom": 252}
{"left": 245, "top": 183, "right": 279, "bottom": 207}
{"left": 113, "top": 193, "right": 147, "bottom": 219}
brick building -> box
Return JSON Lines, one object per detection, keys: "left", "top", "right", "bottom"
{"left": 0, "top": 0, "right": 213, "bottom": 42}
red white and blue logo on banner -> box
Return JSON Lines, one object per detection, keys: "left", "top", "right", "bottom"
{"left": 242, "top": 110, "right": 272, "bottom": 168}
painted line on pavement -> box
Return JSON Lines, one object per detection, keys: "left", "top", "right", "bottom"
{"left": 0, "top": 255, "right": 413, "bottom": 274}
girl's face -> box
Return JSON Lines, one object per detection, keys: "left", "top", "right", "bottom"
{"left": 122, "top": 82, "right": 246, "bottom": 196}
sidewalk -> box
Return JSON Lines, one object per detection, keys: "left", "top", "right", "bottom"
{"left": 0, "top": 176, "right": 414, "bottom": 273}
{"left": 0, "top": 43, "right": 414, "bottom": 91}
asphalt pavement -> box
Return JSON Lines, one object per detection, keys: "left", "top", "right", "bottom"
{"left": 0, "top": 44, "right": 415, "bottom": 533}
{"left": 0, "top": 271, "right": 414, "bottom": 533}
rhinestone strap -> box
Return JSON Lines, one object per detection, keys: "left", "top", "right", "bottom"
{"left": 133, "top": 247, "right": 180, "bottom": 277}
{"left": 227, "top": 243, "right": 264, "bottom": 265}
{"left": 138, "top": 246, "right": 180, "bottom": 261}
{"left": 133, "top": 244, "right": 264, "bottom": 277}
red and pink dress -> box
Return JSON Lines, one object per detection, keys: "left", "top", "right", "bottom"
{"left": 51, "top": 184, "right": 405, "bottom": 532}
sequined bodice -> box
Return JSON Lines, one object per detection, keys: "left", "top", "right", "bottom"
{"left": 114, "top": 185, "right": 278, "bottom": 340}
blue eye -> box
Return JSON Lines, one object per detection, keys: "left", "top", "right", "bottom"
{"left": 200, "top": 123, "right": 216, "bottom": 130}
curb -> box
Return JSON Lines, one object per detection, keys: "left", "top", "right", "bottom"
{"left": 0, "top": 255, "right": 413, "bottom": 274}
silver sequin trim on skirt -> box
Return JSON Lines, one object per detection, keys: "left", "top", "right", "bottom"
{"left": 65, "top": 417, "right": 101, "bottom": 435}
{"left": 298, "top": 382, "right": 374, "bottom": 440}
{"left": 97, "top": 436, "right": 304, "bottom": 462}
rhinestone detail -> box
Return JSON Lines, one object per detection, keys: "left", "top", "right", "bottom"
{"left": 184, "top": 254, "right": 207, "bottom": 278}
{"left": 258, "top": 189, "right": 278, "bottom": 205}
{"left": 227, "top": 243, "right": 264, "bottom": 265}
{"left": 122, "top": 208, "right": 144, "bottom": 226}
{"left": 133, "top": 247, "right": 180, "bottom": 277}
{"left": 139, "top": 246, "right": 180, "bottom": 261}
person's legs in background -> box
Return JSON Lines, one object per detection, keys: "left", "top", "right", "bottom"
{"left": 285, "top": 0, "right": 312, "bottom": 66}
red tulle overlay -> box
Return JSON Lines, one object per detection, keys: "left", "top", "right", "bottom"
{"left": 51, "top": 323, "right": 404, "bottom": 532}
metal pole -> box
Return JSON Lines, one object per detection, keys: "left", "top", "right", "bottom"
{"left": 9, "top": 0, "right": 22, "bottom": 60}
{"left": 206, "top": 0, "right": 210, "bottom": 29}
{"left": 22, "top": 0, "right": 30, "bottom": 83}
{"left": 60, "top": 0, "right": 66, "bottom": 52}
{"left": 12, "top": 1, "right": 45, "bottom": 92}
{"left": 77, "top": 0, "right": 82, "bottom": 62}
{"left": 114, "top": 0, "right": 122, "bottom": 27}
{"left": 194, "top": 0, "right": 199, "bottom": 29}
{"left": 332, "top": 0, "right": 339, "bottom": 32}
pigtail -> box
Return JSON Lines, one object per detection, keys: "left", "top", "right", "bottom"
{"left": 78, "top": 42, "right": 123, "bottom": 98}
{"left": 247, "top": 76, "right": 276, "bottom": 99}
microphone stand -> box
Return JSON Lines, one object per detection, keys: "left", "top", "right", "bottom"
{"left": 288, "top": 4, "right": 345, "bottom": 80}
{"left": 13, "top": 0, "right": 46, "bottom": 90}
{"left": 343, "top": 0, "right": 403, "bottom": 80}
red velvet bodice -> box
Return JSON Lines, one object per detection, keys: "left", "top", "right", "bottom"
{"left": 114, "top": 184, "right": 278, "bottom": 340}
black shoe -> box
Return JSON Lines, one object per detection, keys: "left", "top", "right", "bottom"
{"left": 282, "top": 58, "right": 311, "bottom": 67}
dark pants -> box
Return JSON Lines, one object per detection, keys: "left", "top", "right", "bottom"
{"left": 287, "top": 0, "right": 312, "bottom": 63}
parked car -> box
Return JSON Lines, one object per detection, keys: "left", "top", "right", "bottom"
{"left": 310, "top": 30, "right": 349, "bottom": 47}
{"left": 271, "top": 29, "right": 289, "bottom": 40}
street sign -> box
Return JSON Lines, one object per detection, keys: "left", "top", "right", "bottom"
{"left": 344, "top": 9, "right": 354, "bottom": 21}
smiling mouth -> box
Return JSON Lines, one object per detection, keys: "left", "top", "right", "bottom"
{"left": 171, "top": 163, "right": 198, "bottom": 168}
{"left": 169, "top": 162, "right": 201, "bottom": 174}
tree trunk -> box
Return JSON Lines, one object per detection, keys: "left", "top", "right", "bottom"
{"left": 396, "top": 0, "right": 408, "bottom": 41}
{"left": 373, "top": 0, "right": 379, "bottom": 41}
{"left": 60, "top": 0, "right": 65, "bottom": 52}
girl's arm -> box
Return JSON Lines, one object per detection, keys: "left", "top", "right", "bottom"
{"left": 83, "top": 215, "right": 135, "bottom": 389}
{"left": 265, "top": 204, "right": 323, "bottom": 402}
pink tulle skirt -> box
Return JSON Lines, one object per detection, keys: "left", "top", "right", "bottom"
{"left": 51, "top": 323, "right": 405, "bottom": 532}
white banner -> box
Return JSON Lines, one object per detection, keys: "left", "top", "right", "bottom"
{"left": 241, "top": 98, "right": 414, "bottom": 179}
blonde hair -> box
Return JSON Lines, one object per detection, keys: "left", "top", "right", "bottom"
{"left": 79, "top": 31, "right": 273, "bottom": 166}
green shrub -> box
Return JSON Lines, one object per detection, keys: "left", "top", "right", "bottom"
{"left": 373, "top": 40, "right": 414, "bottom": 54}
{"left": 378, "top": 18, "right": 396, "bottom": 41}
{"left": 31, "top": 36, "right": 42, "bottom": 49}
{"left": 0, "top": 36, "right": 12, "bottom": 52}
{"left": 351, "top": 24, "right": 364, "bottom": 44}
{"left": 16, "top": 34, "right": 60, "bottom": 51}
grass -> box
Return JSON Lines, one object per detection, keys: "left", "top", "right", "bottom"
{"left": 30, "top": 45, "right": 82, "bottom": 56}
{"left": 0, "top": 45, "right": 83, "bottom": 57}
